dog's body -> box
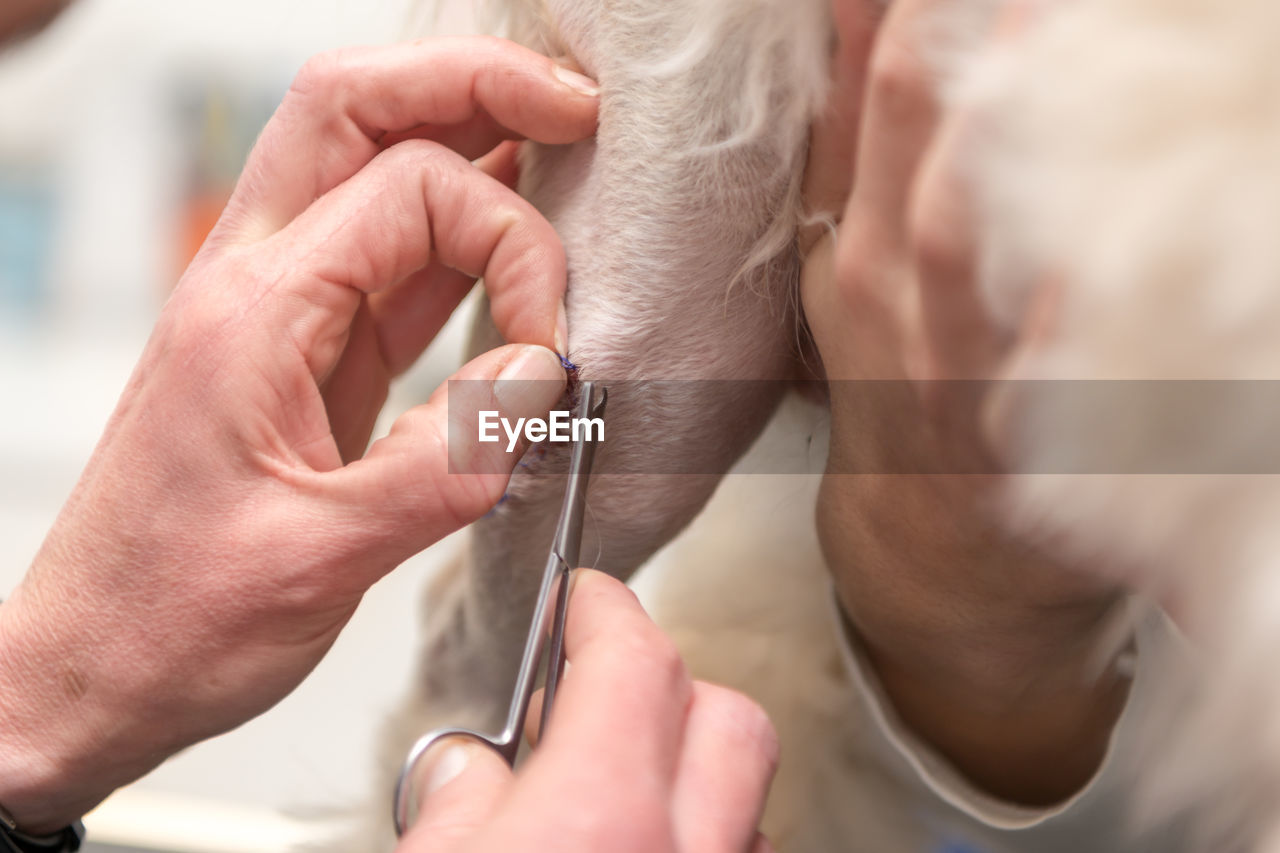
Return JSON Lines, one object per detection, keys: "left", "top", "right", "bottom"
{"left": 416, "top": 0, "right": 830, "bottom": 731}
{"left": 962, "top": 0, "right": 1280, "bottom": 849}
{"left": 353, "top": 0, "right": 1280, "bottom": 850}
{"left": 356, "top": 0, "right": 830, "bottom": 848}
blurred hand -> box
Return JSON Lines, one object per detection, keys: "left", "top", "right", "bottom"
{"left": 0, "top": 0, "right": 71, "bottom": 44}
{"left": 400, "top": 571, "right": 779, "bottom": 853}
{"left": 802, "top": 0, "right": 1128, "bottom": 804}
{"left": 0, "top": 36, "right": 600, "bottom": 832}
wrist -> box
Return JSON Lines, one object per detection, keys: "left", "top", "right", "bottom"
{"left": 837, "top": 581, "right": 1131, "bottom": 806}
{"left": 848, "top": 589, "right": 1125, "bottom": 712}
{"left": 865, "top": 625, "right": 1130, "bottom": 807}
{"left": 819, "top": 474, "right": 1131, "bottom": 804}
{"left": 0, "top": 584, "right": 158, "bottom": 834}
{"left": 820, "top": 472, "right": 1123, "bottom": 697}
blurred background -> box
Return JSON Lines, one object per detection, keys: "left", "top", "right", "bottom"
{"left": 0, "top": 0, "right": 480, "bottom": 849}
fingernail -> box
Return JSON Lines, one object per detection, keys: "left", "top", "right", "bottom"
{"left": 494, "top": 345, "right": 567, "bottom": 412}
{"left": 554, "top": 302, "right": 569, "bottom": 357}
{"left": 423, "top": 744, "right": 471, "bottom": 796}
{"left": 553, "top": 63, "right": 600, "bottom": 97}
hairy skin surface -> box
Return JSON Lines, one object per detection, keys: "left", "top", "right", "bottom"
{"left": 352, "top": 1, "right": 831, "bottom": 848}
{"left": 372, "top": 1, "right": 1280, "bottom": 851}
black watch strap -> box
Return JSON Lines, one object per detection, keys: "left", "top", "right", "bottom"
{"left": 0, "top": 819, "right": 84, "bottom": 853}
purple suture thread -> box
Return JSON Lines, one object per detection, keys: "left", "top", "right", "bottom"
{"left": 561, "top": 352, "right": 582, "bottom": 406}
{"left": 482, "top": 492, "right": 510, "bottom": 519}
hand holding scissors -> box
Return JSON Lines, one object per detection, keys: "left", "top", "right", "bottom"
{"left": 394, "top": 381, "right": 607, "bottom": 836}
{"left": 394, "top": 382, "right": 782, "bottom": 852}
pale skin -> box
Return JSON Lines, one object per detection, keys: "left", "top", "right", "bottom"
{"left": 802, "top": 0, "right": 1129, "bottom": 806}
{"left": 0, "top": 4, "right": 1131, "bottom": 851}
{"left": 0, "top": 36, "right": 778, "bottom": 851}
{"left": 402, "top": 570, "right": 780, "bottom": 853}
{"left": 410, "top": 8, "right": 1132, "bottom": 843}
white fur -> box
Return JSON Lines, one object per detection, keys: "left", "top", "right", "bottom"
{"left": 960, "top": 0, "right": 1280, "bottom": 849}
{"left": 349, "top": 0, "right": 1280, "bottom": 851}
{"left": 341, "top": 1, "right": 831, "bottom": 848}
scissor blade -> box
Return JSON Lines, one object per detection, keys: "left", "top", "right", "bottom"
{"left": 552, "top": 382, "right": 605, "bottom": 570}
{"left": 541, "top": 381, "right": 605, "bottom": 732}
{"left": 540, "top": 566, "right": 572, "bottom": 736}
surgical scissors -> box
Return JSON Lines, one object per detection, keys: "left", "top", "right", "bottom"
{"left": 392, "top": 381, "right": 607, "bottom": 837}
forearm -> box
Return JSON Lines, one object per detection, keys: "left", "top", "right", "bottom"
{"left": 850, "top": 604, "right": 1129, "bottom": 806}
{"left": 0, "top": 460, "right": 353, "bottom": 833}
{"left": 0, "top": 582, "right": 161, "bottom": 833}
{"left": 819, "top": 472, "right": 1130, "bottom": 806}
{"left": 0, "top": 473, "right": 240, "bottom": 834}
{"left": 0, "top": 449, "right": 255, "bottom": 833}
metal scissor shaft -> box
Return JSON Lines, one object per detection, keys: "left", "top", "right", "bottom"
{"left": 393, "top": 381, "right": 606, "bottom": 836}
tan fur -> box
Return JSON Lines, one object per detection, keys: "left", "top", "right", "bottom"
{"left": 336, "top": 0, "right": 832, "bottom": 848}
{"left": 960, "top": 0, "right": 1280, "bottom": 849}
{"left": 337, "top": 1, "right": 1280, "bottom": 850}
{"left": 645, "top": 401, "right": 928, "bottom": 852}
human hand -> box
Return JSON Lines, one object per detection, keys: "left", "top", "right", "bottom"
{"left": 398, "top": 570, "right": 778, "bottom": 853}
{"left": 0, "top": 0, "right": 71, "bottom": 44}
{"left": 801, "top": 0, "right": 1129, "bottom": 804}
{"left": 0, "top": 37, "right": 600, "bottom": 832}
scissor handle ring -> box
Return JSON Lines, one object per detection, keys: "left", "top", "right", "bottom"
{"left": 393, "top": 727, "right": 517, "bottom": 837}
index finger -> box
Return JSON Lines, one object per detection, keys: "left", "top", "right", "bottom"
{"left": 223, "top": 36, "right": 600, "bottom": 241}
{"left": 845, "top": 0, "right": 945, "bottom": 248}
{"left": 800, "top": 0, "right": 884, "bottom": 254}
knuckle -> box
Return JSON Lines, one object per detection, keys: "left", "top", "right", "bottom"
{"left": 638, "top": 630, "right": 690, "bottom": 692}
{"left": 161, "top": 251, "right": 262, "bottom": 352}
{"left": 909, "top": 211, "right": 959, "bottom": 275}
{"left": 867, "top": 36, "right": 933, "bottom": 122}
{"left": 417, "top": 418, "right": 502, "bottom": 524}
{"left": 469, "top": 34, "right": 511, "bottom": 55}
{"left": 909, "top": 130, "right": 975, "bottom": 278}
{"left": 833, "top": 220, "right": 884, "bottom": 302}
{"left": 611, "top": 620, "right": 689, "bottom": 695}
{"left": 436, "top": 470, "right": 504, "bottom": 529}
{"left": 682, "top": 821, "right": 749, "bottom": 853}
{"left": 570, "top": 801, "right": 671, "bottom": 853}
{"left": 371, "top": 138, "right": 461, "bottom": 184}
{"left": 833, "top": 238, "right": 865, "bottom": 296}
{"left": 292, "top": 48, "right": 356, "bottom": 97}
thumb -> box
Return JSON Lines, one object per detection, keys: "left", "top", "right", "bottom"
{"left": 750, "top": 832, "right": 778, "bottom": 853}
{"left": 397, "top": 738, "right": 515, "bottom": 852}
{"left": 322, "top": 343, "right": 566, "bottom": 566}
